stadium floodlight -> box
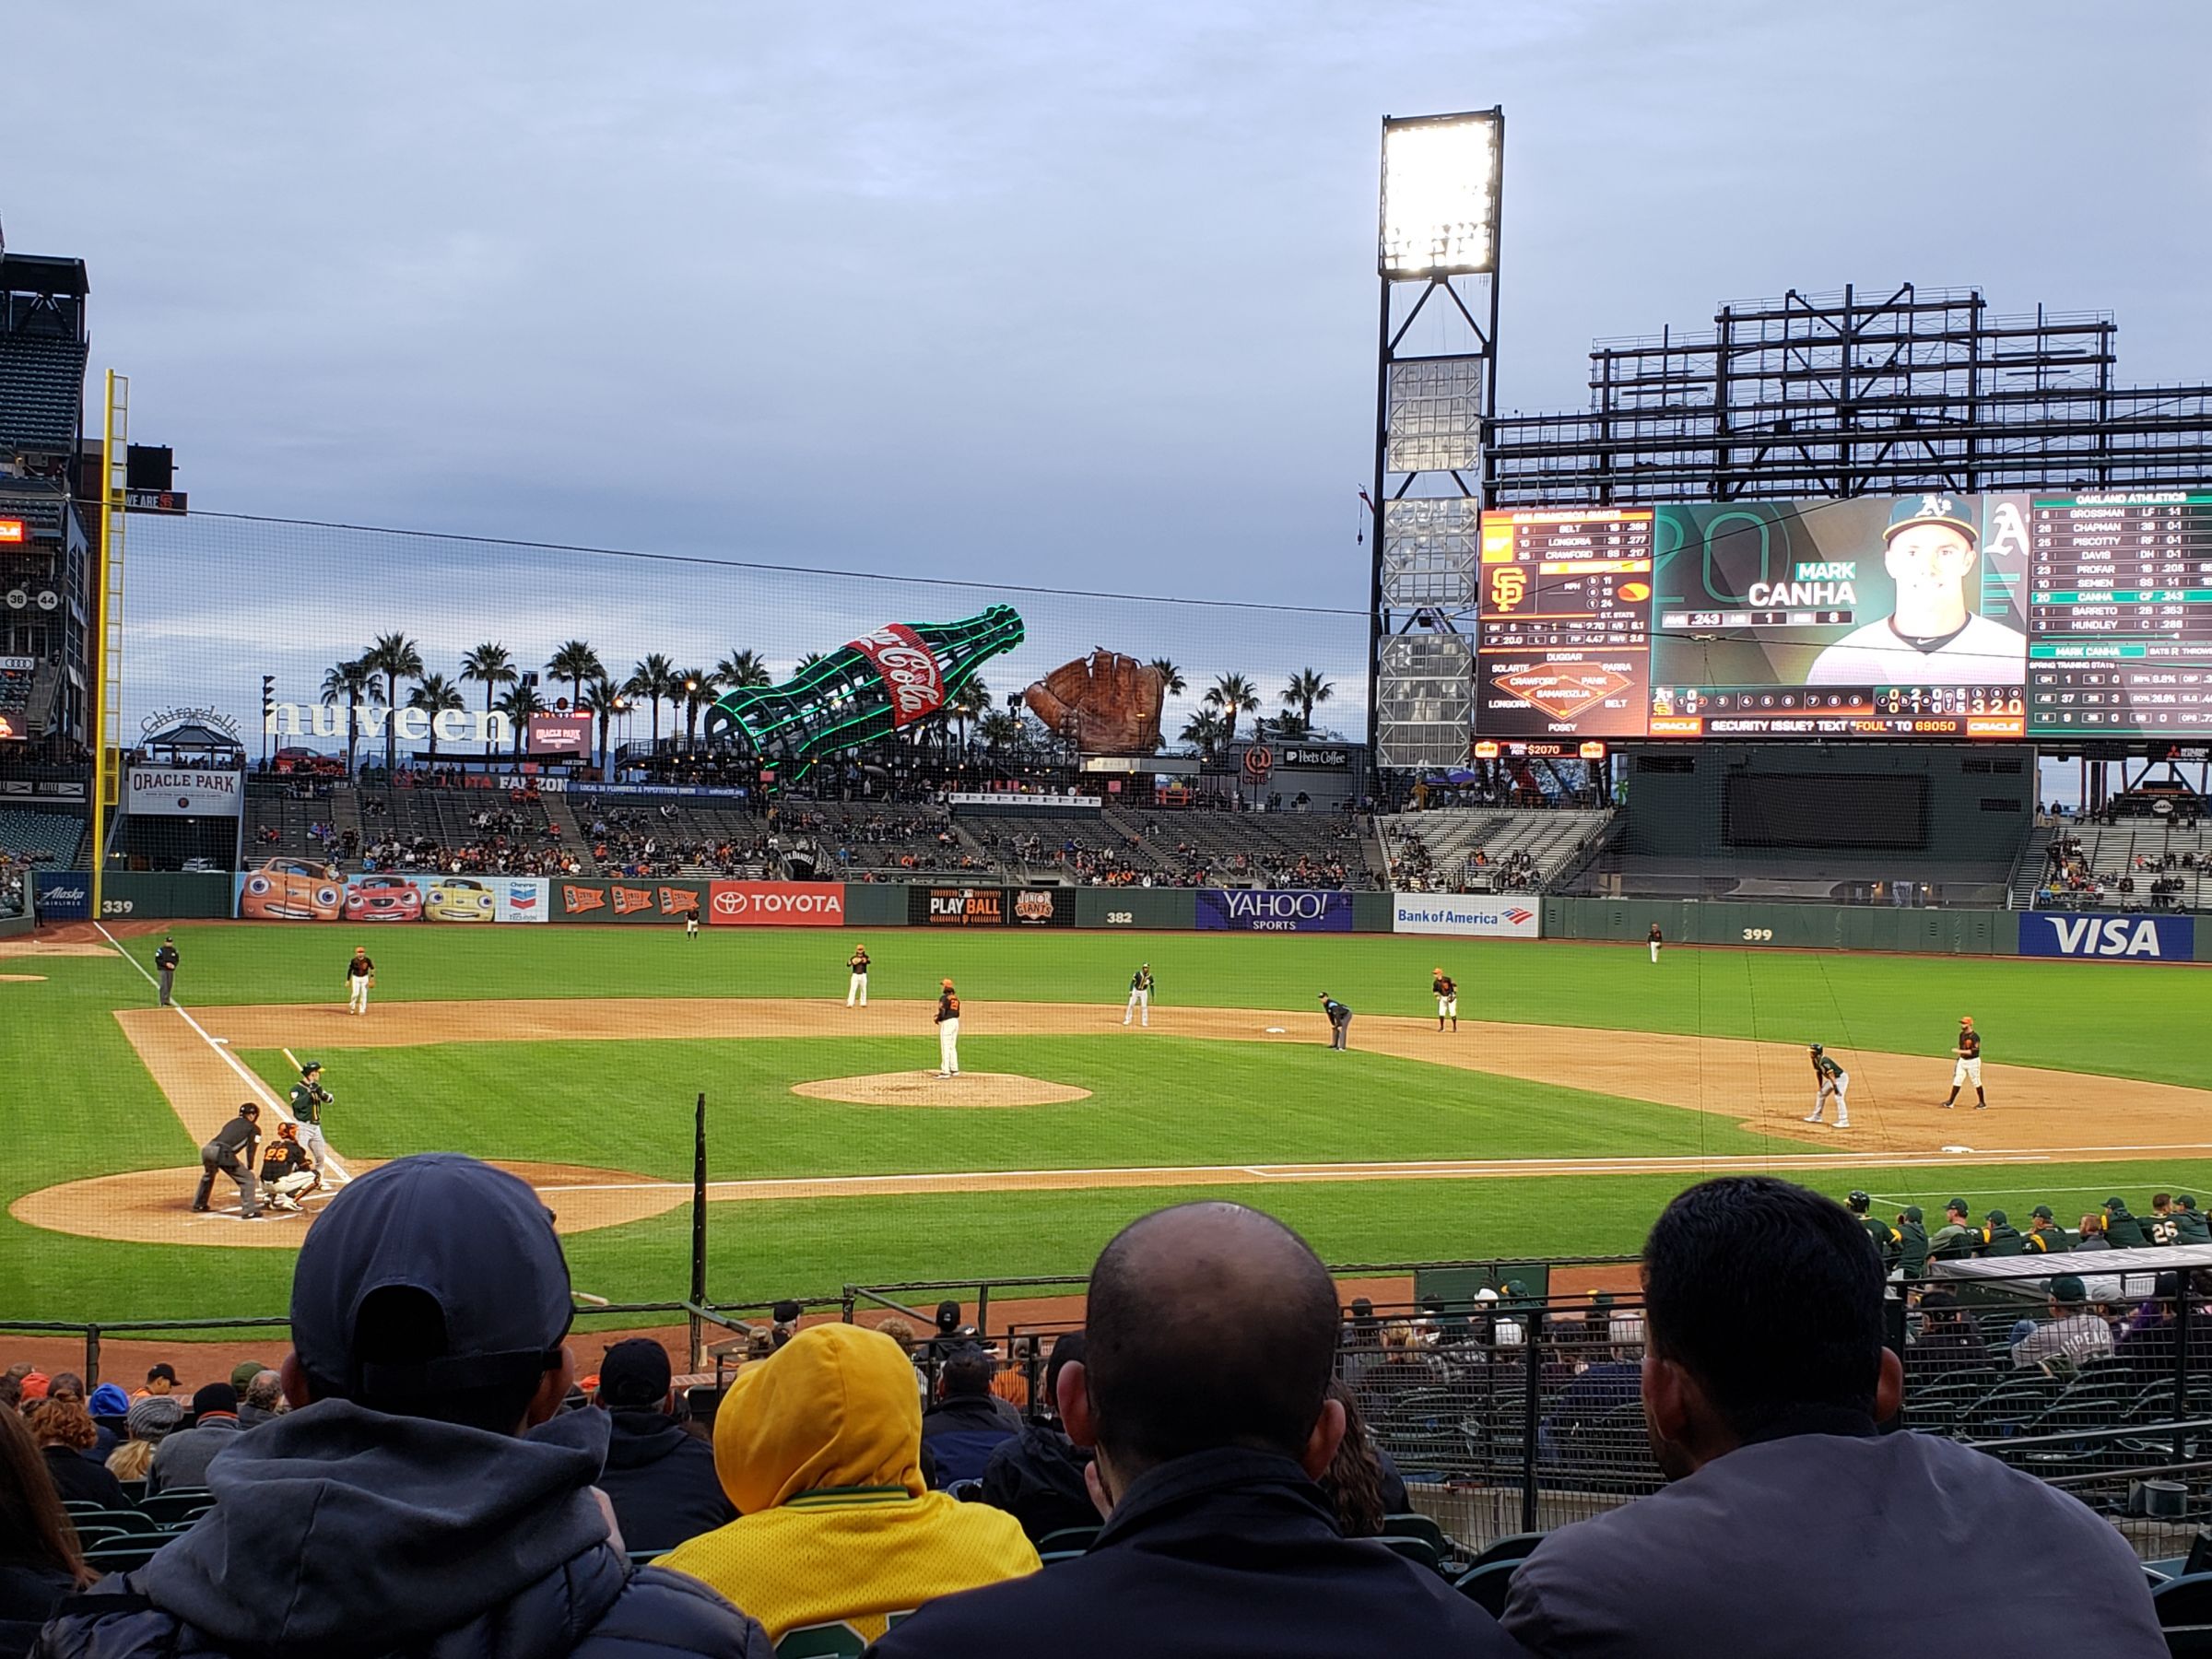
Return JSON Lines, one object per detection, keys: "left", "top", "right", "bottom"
{"left": 1379, "top": 110, "right": 1502, "bottom": 279}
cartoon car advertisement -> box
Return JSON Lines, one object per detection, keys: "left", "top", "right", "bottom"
{"left": 237, "top": 858, "right": 346, "bottom": 922}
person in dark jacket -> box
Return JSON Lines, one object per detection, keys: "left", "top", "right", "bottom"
{"left": 978, "top": 1333, "right": 1097, "bottom": 1541}
{"left": 586, "top": 1338, "right": 734, "bottom": 1554}
{"left": 920, "top": 1348, "right": 1018, "bottom": 1488}
{"left": 1500, "top": 1176, "right": 2165, "bottom": 1657}
{"left": 1895, "top": 1206, "right": 1930, "bottom": 1277}
{"left": 1904, "top": 1290, "right": 1994, "bottom": 1380}
{"left": 25, "top": 1402, "right": 128, "bottom": 1512}
{"left": 33, "top": 1154, "right": 771, "bottom": 1659}
{"left": 869, "top": 1201, "right": 1522, "bottom": 1659}
{"left": 2103, "top": 1196, "right": 2150, "bottom": 1249}
{"left": 147, "top": 1384, "right": 244, "bottom": 1495}
{"left": 1, "top": 1407, "right": 89, "bottom": 1659}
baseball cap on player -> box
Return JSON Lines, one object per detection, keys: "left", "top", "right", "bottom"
{"left": 1845, "top": 1190, "right": 1870, "bottom": 1212}
{"left": 1886, "top": 495, "right": 1978, "bottom": 545}
{"left": 300, "top": 1060, "right": 322, "bottom": 1075}
{"left": 2051, "top": 1275, "right": 2088, "bottom": 1306}
{"left": 2031, "top": 1205, "right": 2056, "bottom": 1220}
{"left": 940, "top": 979, "right": 955, "bottom": 989}
{"left": 1985, "top": 1208, "right": 2008, "bottom": 1225}
{"left": 1945, "top": 1198, "right": 1969, "bottom": 1217}
{"left": 290, "top": 1153, "right": 573, "bottom": 1403}
{"left": 1901, "top": 1206, "right": 1924, "bottom": 1222}
{"left": 1960, "top": 1015, "right": 1974, "bottom": 1026}
{"left": 1810, "top": 1042, "right": 1824, "bottom": 1054}
{"left": 2183, "top": 1196, "right": 2201, "bottom": 1212}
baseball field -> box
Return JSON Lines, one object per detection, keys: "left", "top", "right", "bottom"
{"left": 5, "top": 922, "right": 2210, "bottom": 1326}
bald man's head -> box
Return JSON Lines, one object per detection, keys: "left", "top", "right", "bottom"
{"left": 1080, "top": 1202, "right": 1340, "bottom": 1475}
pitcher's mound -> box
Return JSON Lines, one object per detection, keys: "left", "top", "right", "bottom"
{"left": 793, "top": 1072, "right": 1092, "bottom": 1109}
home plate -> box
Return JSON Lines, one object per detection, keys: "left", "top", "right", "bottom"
{"left": 1940, "top": 1145, "right": 1974, "bottom": 1154}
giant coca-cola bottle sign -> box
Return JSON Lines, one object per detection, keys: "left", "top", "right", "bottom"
{"left": 846, "top": 625, "right": 945, "bottom": 727}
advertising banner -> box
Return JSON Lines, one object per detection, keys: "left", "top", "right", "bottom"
{"left": 1392, "top": 895, "right": 1542, "bottom": 938}
{"left": 1195, "top": 888, "right": 1354, "bottom": 933}
{"left": 2018, "top": 912, "right": 2194, "bottom": 961}
{"left": 1006, "top": 887, "right": 1078, "bottom": 927}
{"left": 526, "top": 713, "right": 594, "bottom": 758}
{"left": 232, "top": 867, "right": 548, "bottom": 924}
{"left": 126, "top": 768, "right": 245, "bottom": 818}
{"left": 557, "top": 879, "right": 707, "bottom": 924}
{"left": 32, "top": 872, "right": 90, "bottom": 922}
{"left": 707, "top": 880, "right": 846, "bottom": 926}
{"left": 910, "top": 885, "right": 1008, "bottom": 927}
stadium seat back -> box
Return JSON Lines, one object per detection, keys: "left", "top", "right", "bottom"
{"left": 2155, "top": 1572, "right": 2212, "bottom": 1627}
{"left": 1468, "top": 1531, "right": 1546, "bottom": 1570}
{"left": 1454, "top": 1559, "right": 1519, "bottom": 1616}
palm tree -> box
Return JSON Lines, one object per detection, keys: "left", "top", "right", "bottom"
{"left": 677, "top": 668, "right": 718, "bottom": 747}
{"left": 351, "top": 632, "right": 421, "bottom": 783}
{"left": 795, "top": 651, "right": 827, "bottom": 672}
{"left": 715, "top": 649, "right": 772, "bottom": 690}
{"left": 1203, "top": 672, "right": 1261, "bottom": 750}
{"left": 495, "top": 682, "right": 546, "bottom": 765}
{"left": 1180, "top": 709, "right": 1227, "bottom": 758}
{"left": 1267, "top": 710, "right": 1310, "bottom": 740}
{"left": 978, "top": 710, "right": 1022, "bottom": 753}
{"left": 1287, "top": 668, "right": 1335, "bottom": 729}
{"left": 319, "top": 659, "right": 380, "bottom": 780}
{"left": 461, "top": 642, "right": 518, "bottom": 760}
{"left": 546, "top": 640, "right": 605, "bottom": 713}
{"left": 627, "top": 653, "right": 679, "bottom": 749}
{"left": 579, "top": 674, "right": 622, "bottom": 776}
{"left": 406, "top": 672, "right": 465, "bottom": 759}
{"left": 1148, "top": 658, "right": 1187, "bottom": 698}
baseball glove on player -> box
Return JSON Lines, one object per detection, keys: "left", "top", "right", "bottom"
{"left": 1023, "top": 650, "right": 1166, "bottom": 753}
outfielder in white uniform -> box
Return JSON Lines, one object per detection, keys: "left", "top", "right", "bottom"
{"left": 1124, "top": 964, "right": 1153, "bottom": 1028}
{"left": 934, "top": 979, "right": 960, "bottom": 1077}
{"left": 1943, "top": 1015, "right": 1987, "bottom": 1110}
{"left": 847, "top": 945, "right": 871, "bottom": 1008}
{"left": 1804, "top": 1042, "right": 1850, "bottom": 1127}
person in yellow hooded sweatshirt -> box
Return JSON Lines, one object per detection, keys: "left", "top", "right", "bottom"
{"left": 659, "top": 1322, "right": 1040, "bottom": 1652}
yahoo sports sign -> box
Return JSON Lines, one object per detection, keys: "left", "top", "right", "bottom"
{"left": 1196, "top": 888, "right": 1353, "bottom": 933}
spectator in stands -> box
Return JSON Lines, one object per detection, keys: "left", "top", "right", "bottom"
{"left": 106, "top": 1395, "right": 181, "bottom": 1483}
{"left": 147, "top": 1382, "right": 243, "bottom": 1495}
{"left": 2010, "top": 1275, "right": 2116, "bottom": 1370}
{"left": 1903, "top": 1290, "right": 1991, "bottom": 1377}
{"left": 40, "top": 1154, "right": 771, "bottom": 1659}
{"left": 870, "top": 1202, "right": 1521, "bottom": 1659}
{"left": 129, "top": 1365, "right": 177, "bottom": 1401}
{"left": 2113, "top": 1274, "right": 2184, "bottom": 1380}
{"left": 978, "top": 1332, "right": 1098, "bottom": 1542}
{"left": 921, "top": 1347, "right": 1019, "bottom": 1487}
{"left": 27, "top": 1396, "right": 129, "bottom": 1511}
{"left": 237, "top": 1371, "right": 286, "bottom": 1429}
{"left": 1505, "top": 1178, "right": 2165, "bottom": 1656}
{"left": 0, "top": 1406, "right": 89, "bottom": 1659}
{"left": 1317, "top": 1379, "right": 1406, "bottom": 1535}
{"left": 1353, "top": 1319, "right": 1445, "bottom": 1422}
{"left": 1538, "top": 1346, "right": 1645, "bottom": 1465}
{"left": 588, "top": 1337, "right": 734, "bottom": 1554}
{"left": 2072, "top": 1214, "right": 2126, "bottom": 1303}
{"left": 658, "top": 1324, "right": 1036, "bottom": 1647}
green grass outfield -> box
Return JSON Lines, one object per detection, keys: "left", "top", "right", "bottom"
{"left": 3, "top": 923, "right": 2206, "bottom": 1326}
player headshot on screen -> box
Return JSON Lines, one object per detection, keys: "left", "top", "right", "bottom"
{"left": 1805, "top": 495, "right": 2028, "bottom": 687}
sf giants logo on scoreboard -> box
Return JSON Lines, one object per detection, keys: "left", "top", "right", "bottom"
{"left": 846, "top": 625, "right": 945, "bottom": 727}
{"left": 2020, "top": 913, "right": 2194, "bottom": 960}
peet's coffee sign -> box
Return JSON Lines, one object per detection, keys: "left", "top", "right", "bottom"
{"left": 1280, "top": 746, "right": 1350, "bottom": 770}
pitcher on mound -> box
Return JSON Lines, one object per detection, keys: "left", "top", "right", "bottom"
{"left": 934, "top": 979, "right": 961, "bottom": 1077}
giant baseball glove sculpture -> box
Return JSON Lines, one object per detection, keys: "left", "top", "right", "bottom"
{"left": 1022, "top": 650, "right": 1166, "bottom": 754}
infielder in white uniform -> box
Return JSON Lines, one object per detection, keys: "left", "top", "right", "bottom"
{"left": 345, "top": 947, "right": 374, "bottom": 1015}
{"left": 1805, "top": 495, "right": 2028, "bottom": 688}
{"left": 1431, "top": 969, "right": 1457, "bottom": 1032}
{"left": 1124, "top": 963, "right": 1153, "bottom": 1027}
{"left": 1804, "top": 1042, "right": 1850, "bottom": 1127}
{"left": 847, "top": 945, "right": 871, "bottom": 1007}
{"left": 1943, "top": 1015, "right": 1987, "bottom": 1109}
{"left": 934, "top": 978, "right": 960, "bottom": 1077}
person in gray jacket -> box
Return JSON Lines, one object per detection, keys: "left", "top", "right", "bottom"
{"left": 1501, "top": 1175, "right": 2166, "bottom": 1658}
{"left": 34, "top": 1154, "right": 770, "bottom": 1659}
{"left": 145, "top": 1384, "right": 242, "bottom": 1495}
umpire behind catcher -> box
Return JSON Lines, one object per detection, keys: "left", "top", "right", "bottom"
{"left": 193, "top": 1102, "right": 264, "bottom": 1219}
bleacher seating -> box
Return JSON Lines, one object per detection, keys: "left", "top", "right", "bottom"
{"left": 1382, "top": 809, "right": 1612, "bottom": 893}
{"left": 0, "top": 327, "right": 90, "bottom": 455}
{"left": 2030, "top": 818, "right": 2212, "bottom": 912}
{"left": 0, "top": 805, "right": 85, "bottom": 867}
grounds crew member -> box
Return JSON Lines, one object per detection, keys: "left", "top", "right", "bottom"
{"left": 1124, "top": 962, "right": 1154, "bottom": 1028}
{"left": 1847, "top": 1192, "right": 1900, "bottom": 1271}
{"left": 1432, "top": 970, "right": 1458, "bottom": 1033}
{"left": 154, "top": 935, "right": 180, "bottom": 1006}
{"left": 1896, "top": 1206, "right": 1931, "bottom": 1277}
{"left": 289, "top": 1059, "right": 338, "bottom": 1184}
{"left": 259, "top": 1124, "right": 318, "bottom": 1213}
{"left": 1981, "top": 1209, "right": 2027, "bottom": 1257}
{"left": 2103, "top": 1195, "right": 2149, "bottom": 1248}
{"left": 2025, "top": 1206, "right": 2072, "bottom": 1253}
{"left": 848, "top": 945, "right": 870, "bottom": 1008}
{"left": 345, "top": 945, "right": 376, "bottom": 1015}
{"left": 934, "top": 979, "right": 961, "bottom": 1077}
{"left": 193, "top": 1102, "right": 264, "bottom": 1219}
{"left": 1319, "top": 993, "right": 1352, "bottom": 1052}
{"left": 1942, "top": 1015, "right": 1986, "bottom": 1110}
{"left": 2176, "top": 1196, "right": 2212, "bottom": 1245}
{"left": 1929, "top": 1199, "right": 1979, "bottom": 1261}
{"left": 1805, "top": 1043, "right": 1850, "bottom": 1128}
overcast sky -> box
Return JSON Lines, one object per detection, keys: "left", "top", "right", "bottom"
{"left": 12, "top": 0, "right": 2211, "bottom": 664}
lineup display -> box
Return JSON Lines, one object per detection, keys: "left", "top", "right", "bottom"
{"left": 1474, "top": 491, "right": 2212, "bottom": 741}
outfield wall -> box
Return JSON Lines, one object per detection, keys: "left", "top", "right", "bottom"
{"left": 74, "top": 872, "right": 2212, "bottom": 963}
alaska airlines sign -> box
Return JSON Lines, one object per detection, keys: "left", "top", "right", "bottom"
{"left": 265, "top": 702, "right": 512, "bottom": 746}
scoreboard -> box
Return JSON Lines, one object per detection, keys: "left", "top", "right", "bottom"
{"left": 2028, "top": 491, "right": 2212, "bottom": 736}
{"left": 1468, "top": 490, "right": 2212, "bottom": 745}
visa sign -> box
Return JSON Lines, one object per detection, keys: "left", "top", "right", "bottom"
{"left": 2019, "top": 913, "right": 2194, "bottom": 961}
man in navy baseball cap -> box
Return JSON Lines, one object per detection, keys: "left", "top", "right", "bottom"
{"left": 44, "top": 1154, "right": 771, "bottom": 1659}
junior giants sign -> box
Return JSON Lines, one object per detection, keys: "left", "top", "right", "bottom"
{"left": 1392, "top": 896, "right": 1541, "bottom": 938}
{"left": 126, "top": 768, "right": 244, "bottom": 818}
{"left": 707, "top": 881, "right": 846, "bottom": 925}
{"left": 2018, "top": 913, "right": 2194, "bottom": 960}
{"left": 1195, "top": 888, "right": 1353, "bottom": 933}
